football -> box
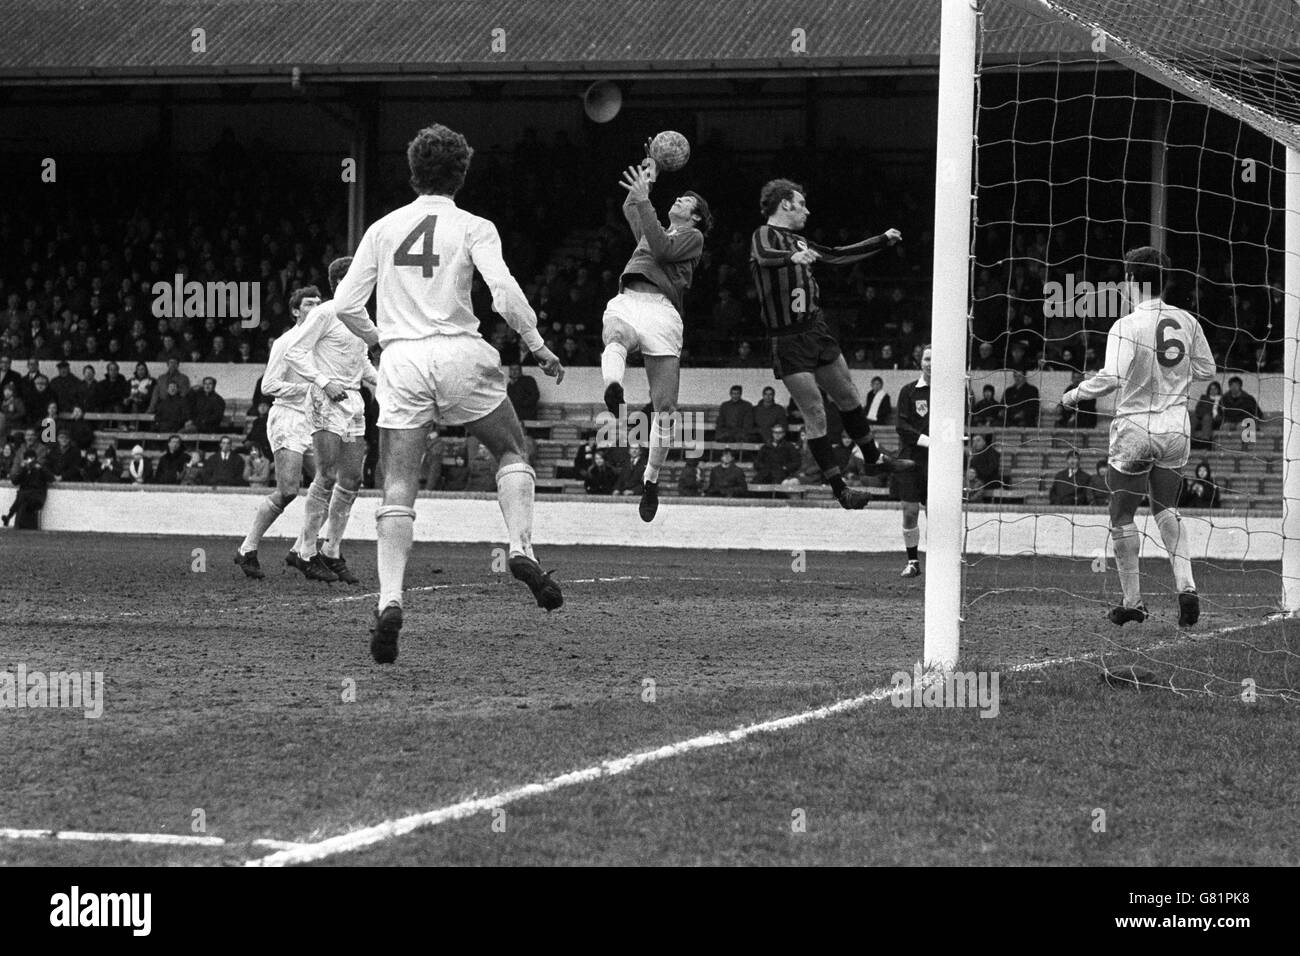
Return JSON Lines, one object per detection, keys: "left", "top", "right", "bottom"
{"left": 648, "top": 130, "right": 691, "bottom": 171}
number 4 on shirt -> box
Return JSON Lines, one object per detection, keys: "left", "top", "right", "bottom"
{"left": 394, "top": 215, "right": 440, "bottom": 277}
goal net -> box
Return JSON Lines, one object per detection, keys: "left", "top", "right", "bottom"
{"left": 958, "top": 0, "right": 1300, "bottom": 702}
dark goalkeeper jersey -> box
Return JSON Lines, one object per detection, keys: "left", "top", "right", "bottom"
{"left": 749, "top": 224, "right": 892, "bottom": 335}
{"left": 896, "top": 377, "right": 931, "bottom": 460}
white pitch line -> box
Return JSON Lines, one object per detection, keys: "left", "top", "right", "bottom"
{"left": 0, "top": 828, "right": 224, "bottom": 847}
{"left": 250, "top": 612, "right": 1284, "bottom": 867}
{"left": 246, "top": 681, "right": 907, "bottom": 867}
{"left": 8, "top": 614, "right": 1281, "bottom": 863}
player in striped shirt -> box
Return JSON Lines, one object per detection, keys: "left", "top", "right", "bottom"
{"left": 1061, "top": 247, "right": 1216, "bottom": 627}
{"left": 234, "top": 286, "right": 321, "bottom": 580}
{"left": 749, "top": 179, "right": 912, "bottom": 511}
{"left": 329, "top": 123, "right": 566, "bottom": 663}
{"left": 281, "top": 256, "right": 378, "bottom": 585}
{"left": 599, "top": 156, "right": 711, "bottom": 523}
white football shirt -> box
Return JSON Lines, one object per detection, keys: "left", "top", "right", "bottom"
{"left": 282, "top": 300, "right": 377, "bottom": 391}
{"left": 332, "top": 193, "right": 544, "bottom": 352}
{"left": 261, "top": 331, "right": 312, "bottom": 413}
{"left": 1072, "top": 298, "right": 1216, "bottom": 418}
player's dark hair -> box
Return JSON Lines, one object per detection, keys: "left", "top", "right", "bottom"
{"left": 407, "top": 124, "right": 474, "bottom": 196}
{"left": 328, "top": 257, "right": 352, "bottom": 294}
{"left": 684, "top": 190, "right": 713, "bottom": 235}
{"left": 288, "top": 285, "right": 321, "bottom": 313}
{"left": 1228, "top": 376, "right": 1243, "bottom": 386}
{"left": 1123, "top": 246, "right": 1170, "bottom": 293}
{"left": 760, "top": 179, "right": 803, "bottom": 218}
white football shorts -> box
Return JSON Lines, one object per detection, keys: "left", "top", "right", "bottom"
{"left": 601, "top": 290, "right": 683, "bottom": 358}
{"left": 267, "top": 403, "right": 313, "bottom": 455}
{"left": 307, "top": 385, "right": 366, "bottom": 441}
{"left": 1108, "top": 408, "right": 1191, "bottom": 475}
{"left": 376, "top": 333, "right": 508, "bottom": 429}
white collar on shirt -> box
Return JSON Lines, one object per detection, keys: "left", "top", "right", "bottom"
{"left": 916, "top": 375, "right": 928, "bottom": 388}
{"left": 416, "top": 194, "right": 456, "bottom": 206}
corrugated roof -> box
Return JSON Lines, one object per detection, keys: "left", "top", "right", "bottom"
{"left": 0, "top": 0, "right": 1290, "bottom": 82}
{"left": 0, "top": 0, "right": 1030, "bottom": 81}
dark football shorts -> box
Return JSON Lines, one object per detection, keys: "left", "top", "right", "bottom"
{"left": 891, "top": 450, "right": 928, "bottom": 505}
{"left": 770, "top": 317, "right": 842, "bottom": 379}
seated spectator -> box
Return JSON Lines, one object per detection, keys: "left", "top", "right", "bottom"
{"left": 153, "top": 381, "right": 191, "bottom": 434}
{"left": 421, "top": 427, "right": 445, "bottom": 490}
{"left": 506, "top": 364, "right": 540, "bottom": 421}
{"left": 2, "top": 450, "right": 54, "bottom": 529}
{"left": 1003, "top": 370, "right": 1040, "bottom": 427}
{"left": 49, "top": 360, "right": 86, "bottom": 412}
{"left": 733, "top": 340, "right": 764, "bottom": 368}
{"left": 705, "top": 449, "right": 748, "bottom": 497}
{"left": 0, "top": 381, "right": 25, "bottom": 440}
{"left": 0, "top": 356, "right": 18, "bottom": 401}
{"left": 181, "top": 452, "right": 205, "bottom": 486}
{"left": 965, "top": 466, "right": 989, "bottom": 504}
{"left": 1222, "top": 376, "right": 1262, "bottom": 425}
{"left": 148, "top": 358, "right": 191, "bottom": 413}
{"left": 834, "top": 432, "right": 868, "bottom": 485}
{"left": 584, "top": 450, "right": 618, "bottom": 494}
{"left": 615, "top": 443, "right": 647, "bottom": 496}
{"left": 1056, "top": 371, "right": 1097, "bottom": 429}
{"left": 152, "top": 435, "right": 189, "bottom": 485}
{"left": 875, "top": 343, "right": 900, "bottom": 369}
{"left": 1180, "top": 460, "right": 1221, "bottom": 509}
{"left": 754, "top": 424, "right": 800, "bottom": 483}
{"left": 122, "top": 444, "right": 152, "bottom": 485}
{"left": 752, "top": 386, "right": 787, "bottom": 439}
{"left": 1048, "top": 450, "right": 1092, "bottom": 506}
{"left": 1192, "top": 381, "right": 1224, "bottom": 449}
{"left": 66, "top": 406, "right": 96, "bottom": 450}
{"left": 47, "top": 432, "right": 84, "bottom": 482}
{"left": 187, "top": 377, "right": 226, "bottom": 432}
{"left": 445, "top": 438, "right": 496, "bottom": 491}
{"left": 244, "top": 447, "right": 271, "bottom": 488}
{"left": 847, "top": 346, "right": 872, "bottom": 370}
{"left": 677, "top": 458, "right": 703, "bottom": 496}
{"left": 1006, "top": 339, "right": 1036, "bottom": 373}
{"left": 970, "top": 384, "right": 1001, "bottom": 428}
{"left": 570, "top": 439, "right": 598, "bottom": 480}
{"left": 77, "top": 447, "right": 101, "bottom": 482}
{"left": 715, "top": 385, "right": 756, "bottom": 444}
{"left": 968, "top": 434, "right": 1005, "bottom": 493}
{"left": 1088, "top": 457, "right": 1109, "bottom": 506}
{"left": 126, "top": 362, "right": 155, "bottom": 414}
{"left": 244, "top": 401, "right": 271, "bottom": 460}
{"left": 89, "top": 360, "right": 130, "bottom": 413}
{"left": 864, "top": 376, "right": 892, "bottom": 426}
{"left": 558, "top": 335, "right": 592, "bottom": 367}
{"left": 971, "top": 340, "right": 1000, "bottom": 371}
{"left": 200, "top": 436, "right": 245, "bottom": 486}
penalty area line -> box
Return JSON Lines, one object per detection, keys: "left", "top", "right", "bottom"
{"left": 246, "top": 681, "right": 902, "bottom": 867}
{"left": 249, "top": 612, "right": 1285, "bottom": 867}
{"left": 0, "top": 828, "right": 307, "bottom": 852}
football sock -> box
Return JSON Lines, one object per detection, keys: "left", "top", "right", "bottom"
{"left": 1111, "top": 523, "right": 1143, "bottom": 607}
{"left": 840, "top": 405, "right": 883, "bottom": 462}
{"left": 1154, "top": 508, "right": 1196, "bottom": 593}
{"left": 320, "top": 484, "right": 359, "bottom": 559}
{"left": 644, "top": 412, "right": 674, "bottom": 484}
{"left": 807, "top": 434, "right": 846, "bottom": 495}
{"left": 375, "top": 505, "right": 416, "bottom": 611}
{"left": 600, "top": 342, "right": 628, "bottom": 389}
{"left": 296, "top": 477, "right": 332, "bottom": 557}
{"left": 497, "top": 462, "right": 536, "bottom": 561}
{"left": 903, "top": 526, "right": 920, "bottom": 561}
{"left": 240, "top": 494, "right": 285, "bottom": 554}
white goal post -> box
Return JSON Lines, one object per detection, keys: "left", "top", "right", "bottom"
{"left": 925, "top": 0, "right": 1300, "bottom": 667}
